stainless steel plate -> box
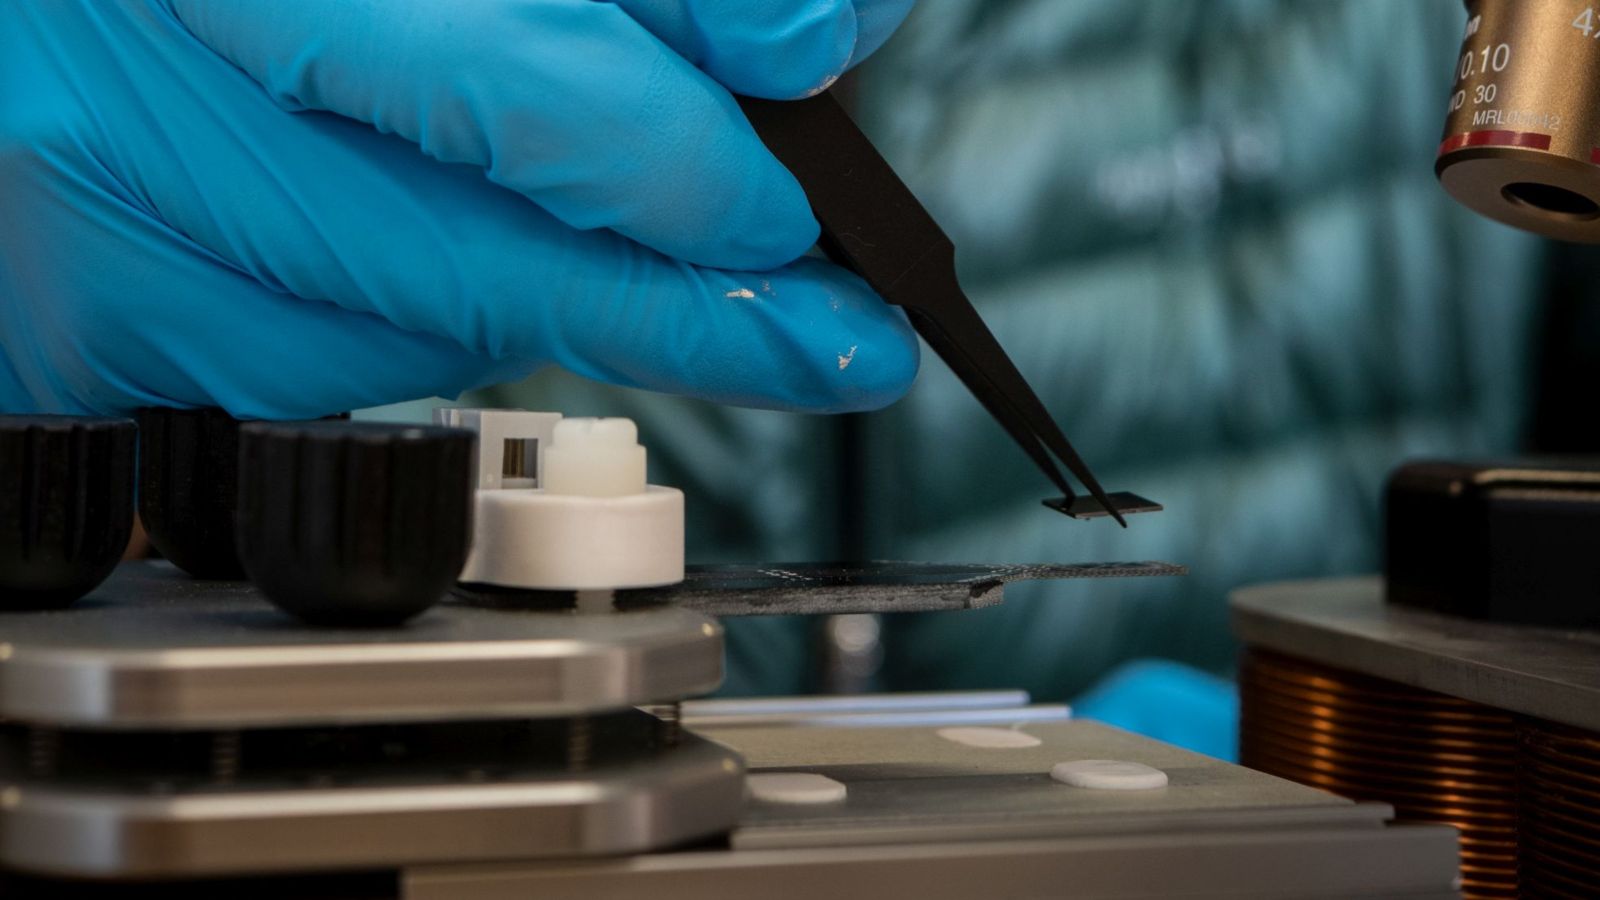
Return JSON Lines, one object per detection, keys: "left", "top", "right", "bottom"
{"left": 408, "top": 826, "right": 1460, "bottom": 900}
{"left": 704, "top": 720, "right": 1365, "bottom": 849}
{"left": 0, "top": 562, "right": 722, "bottom": 728}
{"left": 0, "top": 713, "right": 744, "bottom": 879}
{"left": 407, "top": 721, "right": 1461, "bottom": 900}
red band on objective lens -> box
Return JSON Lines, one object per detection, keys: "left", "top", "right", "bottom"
{"left": 1437, "top": 130, "right": 1553, "bottom": 157}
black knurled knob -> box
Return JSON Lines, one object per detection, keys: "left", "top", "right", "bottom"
{"left": 235, "top": 420, "right": 476, "bottom": 625}
{"left": 0, "top": 415, "right": 136, "bottom": 609}
{"left": 137, "top": 407, "right": 247, "bottom": 579}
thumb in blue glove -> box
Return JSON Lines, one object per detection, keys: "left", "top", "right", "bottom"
{"left": 0, "top": 0, "right": 919, "bottom": 419}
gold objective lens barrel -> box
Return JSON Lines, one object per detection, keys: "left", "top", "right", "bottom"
{"left": 1438, "top": 0, "right": 1600, "bottom": 241}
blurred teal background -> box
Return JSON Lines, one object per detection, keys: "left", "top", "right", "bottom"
{"left": 379, "top": 0, "right": 1580, "bottom": 759}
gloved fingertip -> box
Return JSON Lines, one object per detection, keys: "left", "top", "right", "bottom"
{"left": 847, "top": 0, "right": 917, "bottom": 68}
{"left": 714, "top": 58, "right": 848, "bottom": 103}
{"left": 825, "top": 311, "right": 920, "bottom": 412}
{"left": 750, "top": 259, "right": 921, "bottom": 412}
{"left": 659, "top": 156, "right": 821, "bottom": 272}
{"left": 693, "top": 3, "right": 859, "bottom": 101}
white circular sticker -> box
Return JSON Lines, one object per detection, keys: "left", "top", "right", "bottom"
{"left": 1050, "top": 759, "right": 1168, "bottom": 790}
{"left": 935, "top": 726, "right": 1043, "bottom": 749}
{"left": 747, "top": 772, "right": 848, "bottom": 805}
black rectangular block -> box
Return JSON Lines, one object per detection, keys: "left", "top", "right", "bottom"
{"left": 1385, "top": 460, "right": 1600, "bottom": 627}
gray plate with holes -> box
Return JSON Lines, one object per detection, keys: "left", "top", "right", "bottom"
{"left": 0, "top": 562, "right": 723, "bottom": 728}
{"left": 407, "top": 721, "right": 1461, "bottom": 900}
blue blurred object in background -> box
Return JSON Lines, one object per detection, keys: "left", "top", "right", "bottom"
{"left": 1073, "top": 658, "right": 1240, "bottom": 761}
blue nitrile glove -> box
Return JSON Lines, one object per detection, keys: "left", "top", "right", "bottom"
{"left": 0, "top": 0, "right": 918, "bottom": 419}
{"left": 1072, "top": 659, "right": 1240, "bottom": 762}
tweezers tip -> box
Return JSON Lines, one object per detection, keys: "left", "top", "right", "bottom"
{"left": 1043, "top": 493, "right": 1163, "bottom": 522}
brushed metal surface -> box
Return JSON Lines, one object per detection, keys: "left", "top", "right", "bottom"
{"left": 698, "top": 720, "right": 1359, "bottom": 851}
{"left": 0, "top": 562, "right": 722, "bottom": 728}
{"left": 0, "top": 715, "right": 743, "bottom": 878}
{"left": 1232, "top": 575, "right": 1600, "bottom": 732}
{"left": 406, "top": 826, "right": 1461, "bottom": 900}
{"left": 408, "top": 723, "right": 1458, "bottom": 900}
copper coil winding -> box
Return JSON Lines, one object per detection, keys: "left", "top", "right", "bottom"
{"left": 1240, "top": 649, "right": 1520, "bottom": 899}
{"left": 1519, "top": 718, "right": 1600, "bottom": 899}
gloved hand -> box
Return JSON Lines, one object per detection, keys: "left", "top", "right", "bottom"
{"left": 0, "top": 0, "right": 919, "bottom": 418}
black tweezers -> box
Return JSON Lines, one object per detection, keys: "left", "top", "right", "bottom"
{"left": 740, "top": 92, "right": 1159, "bottom": 525}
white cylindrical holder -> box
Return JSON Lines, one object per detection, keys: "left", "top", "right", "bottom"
{"left": 461, "top": 487, "right": 683, "bottom": 589}
{"left": 457, "top": 416, "right": 685, "bottom": 590}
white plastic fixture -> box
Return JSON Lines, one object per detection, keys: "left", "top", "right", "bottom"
{"left": 433, "top": 408, "right": 561, "bottom": 490}
{"left": 437, "top": 410, "right": 685, "bottom": 591}
{"left": 542, "top": 418, "right": 647, "bottom": 497}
